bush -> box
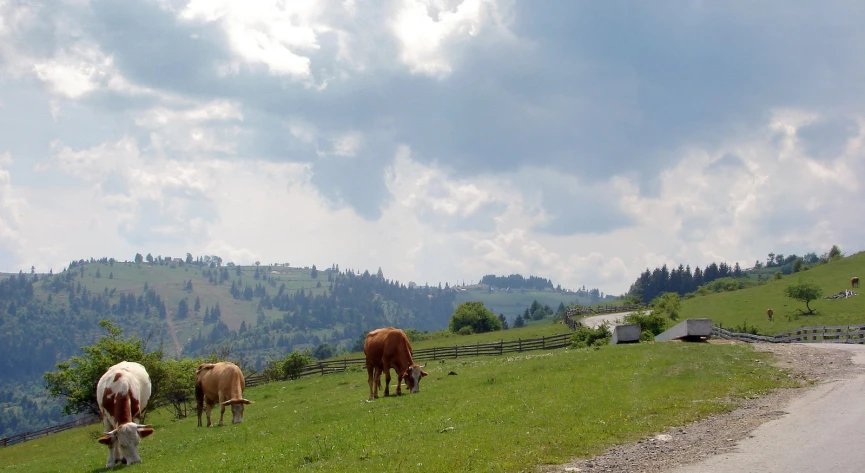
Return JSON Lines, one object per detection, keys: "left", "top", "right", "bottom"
{"left": 261, "top": 349, "right": 314, "bottom": 381}
{"left": 457, "top": 325, "right": 474, "bottom": 335}
{"left": 622, "top": 308, "right": 668, "bottom": 336}
{"left": 649, "top": 292, "right": 681, "bottom": 321}
{"left": 570, "top": 323, "right": 611, "bottom": 348}
{"left": 449, "top": 301, "right": 502, "bottom": 334}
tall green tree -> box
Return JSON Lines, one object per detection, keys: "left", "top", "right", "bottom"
{"left": 44, "top": 320, "right": 164, "bottom": 416}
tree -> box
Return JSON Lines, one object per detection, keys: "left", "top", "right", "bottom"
{"left": 313, "top": 343, "right": 335, "bottom": 360}
{"left": 498, "top": 313, "right": 509, "bottom": 330}
{"left": 177, "top": 299, "right": 189, "bottom": 318}
{"left": 513, "top": 313, "right": 526, "bottom": 328}
{"left": 828, "top": 244, "right": 843, "bottom": 260}
{"left": 186, "top": 253, "right": 193, "bottom": 264}
{"left": 146, "top": 253, "right": 154, "bottom": 264}
{"left": 784, "top": 279, "right": 823, "bottom": 315}
{"left": 449, "top": 301, "right": 502, "bottom": 334}
{"left": 194, "top": 296, "right": 201, "bottom": 313}
{"left": 310, "top": 264, "right": 318, "bottom": 279}
{"left": 792, "top": 258, "right": 804, "bottom": 273}
{"left": 44, "top": 320, "right": 164, "bottom": 416}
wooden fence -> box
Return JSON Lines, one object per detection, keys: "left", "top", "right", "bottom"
{"left": 0, "top": 415, "right": 100, "bottom": 447}
{"left": 712, "top": 324, "right": 865, "bottom": 344}
{"left": 245, "top": 332, "right": 574, "bottom": 388}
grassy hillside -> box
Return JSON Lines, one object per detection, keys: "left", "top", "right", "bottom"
{"left": 0, "top": 342, "right": 794, "bottom": 473}
{"left": 680, "top": 251, "right": 865, "bottom": 334}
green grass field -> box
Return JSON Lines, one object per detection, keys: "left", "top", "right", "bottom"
{"left": 0, "top": 342, "right": 796, "bottom": 473}
{"left": 680, "top": 251, "right": 865, "bottom": 334}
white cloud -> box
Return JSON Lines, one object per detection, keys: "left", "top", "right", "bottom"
{"left": 177, "top": 0, "right": 328, "bottom": 79}
{"left": 390, "top": 0, "right": 515, "bottom": 77}
{"left": 0, "top": 154, "right": 23, "bottom": 257}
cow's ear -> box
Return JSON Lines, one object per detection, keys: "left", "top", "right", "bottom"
{"left": 97, "top": 436, "right": 112, "bottom": 445}
{"left": 421, "top": 371, "right": 429, "bottom": 377}
{"left": 138, "top": 427, "right": 155, "bottom": 438}
{"left": 242, "top": 399, "right": 253, "bottom": 404}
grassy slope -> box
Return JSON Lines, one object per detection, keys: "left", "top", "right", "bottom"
{"left": 46, "top": 263, "right": 328, "bottom": 342}
{"left": 679, "top": 251, "right": 865, "bottom": 334}
{"left": 0, "top": 342, "right": 794, "bottom": 473}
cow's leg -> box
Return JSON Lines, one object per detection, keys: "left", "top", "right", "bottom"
{"left": 383, "top": 367, "right": 392, "bottom": 397}
{"left": 367, "top": 364, "right": 376, "bottom": 400}
{"left": 205, "top": 401, "right": 214, "bottom": 427}
{"left": 218, "top": 396, "right": 226, "bottom": 426}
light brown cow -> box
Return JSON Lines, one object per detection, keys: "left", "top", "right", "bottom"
{"left": 96, "top": 361, "right": 154, "bottom": 468}
{"left": 195, "top": 362, "right": 252, "bottom": 427}
{"left": 853, "top": 277, "right": 860, "bottom": 288}
{"left": 767, "top": 308, "right": 774, "bottom": 321}
{"left": 364, "top": 327, "right": 428, "bottom": 400}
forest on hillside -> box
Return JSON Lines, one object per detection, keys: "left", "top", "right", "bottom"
{"left": 627, "top": 249, "right": 831, "bottom": 303}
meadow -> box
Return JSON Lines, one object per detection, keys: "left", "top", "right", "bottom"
{"left": 679, "top": 251, "right": 865, "bottom": 334}
{"left": 0, "top": 342, "right": 796, "bottom": 473}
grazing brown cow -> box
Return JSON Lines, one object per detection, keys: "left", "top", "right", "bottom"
{"left": 364, "top": 327, "right": 428, "bottom": 400}
{"left": 96, "top": 361, "right": 154, "bottom": 468}
{"left": 767, "top": 308, "right": 774, "bottom": 321}
{"left": 853, "top": 277, "right": 860, "bottom": 288}
{"left": 195, "top": 362, "right": 253, "bottom": 427}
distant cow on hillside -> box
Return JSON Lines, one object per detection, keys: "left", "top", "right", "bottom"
{"left": 364, "top": 327, "right": 428, "bottom": 400}
{"left": 853, "top": 277, "right": 860, "bottom": 288}
{"left": 195, "top": 362, "right": 253, "bottom": 427}
{"left": 96, "top": 361, "right": 154, "bottom": 468}
{"left": 767, "top": 308, "right": 774, "bottom": 322}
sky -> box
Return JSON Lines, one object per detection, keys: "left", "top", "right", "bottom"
{"left": 1, "top": 0, "right": 864, "bottom": 296}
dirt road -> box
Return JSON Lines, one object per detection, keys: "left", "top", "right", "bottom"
{"left": 667, "top": 343, "right": 865, "bottom": 473}
{"left": 579, "top": 311, "right": 635, "bottom": 329}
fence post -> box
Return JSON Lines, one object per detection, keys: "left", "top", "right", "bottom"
{"left": 320, "top": 363, "right": 325, "bottom": 376}
{"left": 542, "top": 336, "right": 545, "bottom": 349}
{"left": 433, "top": 346, "right": 437, "bottom": 360}
{"left": 518, "top": 339, "right": 522, "bottom": 352}
{"left": 476, "top": 343, "right": 479, "bottom": 357}
{"left": 455, "top": 346, "right": 459, "bottom": 358}
{"left": 499, "top": 340, "right": 503, "bottom": 355}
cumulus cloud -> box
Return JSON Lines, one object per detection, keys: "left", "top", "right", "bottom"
{"left": 1, "top": 0, "right": 865, "bottom": 297}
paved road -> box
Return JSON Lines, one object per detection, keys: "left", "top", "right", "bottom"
{"left": 580, "top": 312, "right": 635, "bottom": 329}
{"left": 668, "top": 343, "right": 865, "bottom": 473}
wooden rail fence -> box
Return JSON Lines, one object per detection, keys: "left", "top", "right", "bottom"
{"left": 0, "top": 415, "right": 100, "bottom": 447}
{"left": 245, "top": 332, "right": 574, "bottom": 388}
{"left": 565, "top": 304, "right": 643, "bottom": 317}
{"left": 712, "top": 324, "right": 865, "bottom": 344}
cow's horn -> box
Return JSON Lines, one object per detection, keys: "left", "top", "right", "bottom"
{"left": 242, "top": 398, "right": 253, "bottom": 404}
{"left": 135, "top": 423, "right": 152, "bottom": 429}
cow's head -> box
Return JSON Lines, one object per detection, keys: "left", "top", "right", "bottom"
{"left": 97, "top": 423, "right": 154, "bottom": 464}
{"left": 220, "top": 398, "right": 253, "bottom": 424}
{"left": 402, "top": 364, "right": 429, "bottom": 393}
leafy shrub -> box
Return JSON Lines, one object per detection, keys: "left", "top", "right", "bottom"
{"left": 261, "top": 349, "right": 314, "bottom": 381}
{"left": 622, "top": 308, "right": 668, "bottom": 336}
{"left": 570, "top": 323, "right": 611, "bottom": 348}
{"left": 457, "top": 325, "right": 474, "bottom": 335}
{"left": 649, "top": 292, "right": 681, "bottom": 321}
{"left": 449, "top": 301, "right": 502, "bottom": 334}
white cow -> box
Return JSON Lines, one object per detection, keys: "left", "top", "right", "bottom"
{"left": 96, "top": 361, "right": 155, "bottom": 468}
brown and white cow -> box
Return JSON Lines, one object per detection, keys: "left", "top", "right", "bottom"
{"left": 364, "top": 327, "right": 429, "bottom": 400}
{"left": 96, "top": 361, "right": 154, "bottom": 468}
{"left": 195, "top": 362, "right": 252, "bottom": 427}
{"left": 853, "top": 277, "right": 860, "bottom": 288}
{"left": 767, "top": 308, "right": 774, "bottom": 321}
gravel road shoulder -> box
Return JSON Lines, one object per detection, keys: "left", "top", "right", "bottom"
{"left": 538, "top": 341, "right": 865, "bottom": 473}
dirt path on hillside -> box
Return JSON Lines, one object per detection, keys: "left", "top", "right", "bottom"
{"left": 164, "top": 310, "right": 182, "bottom": 359}
{"left": 539, "top": 342, "right": 865, "bottom": 473}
